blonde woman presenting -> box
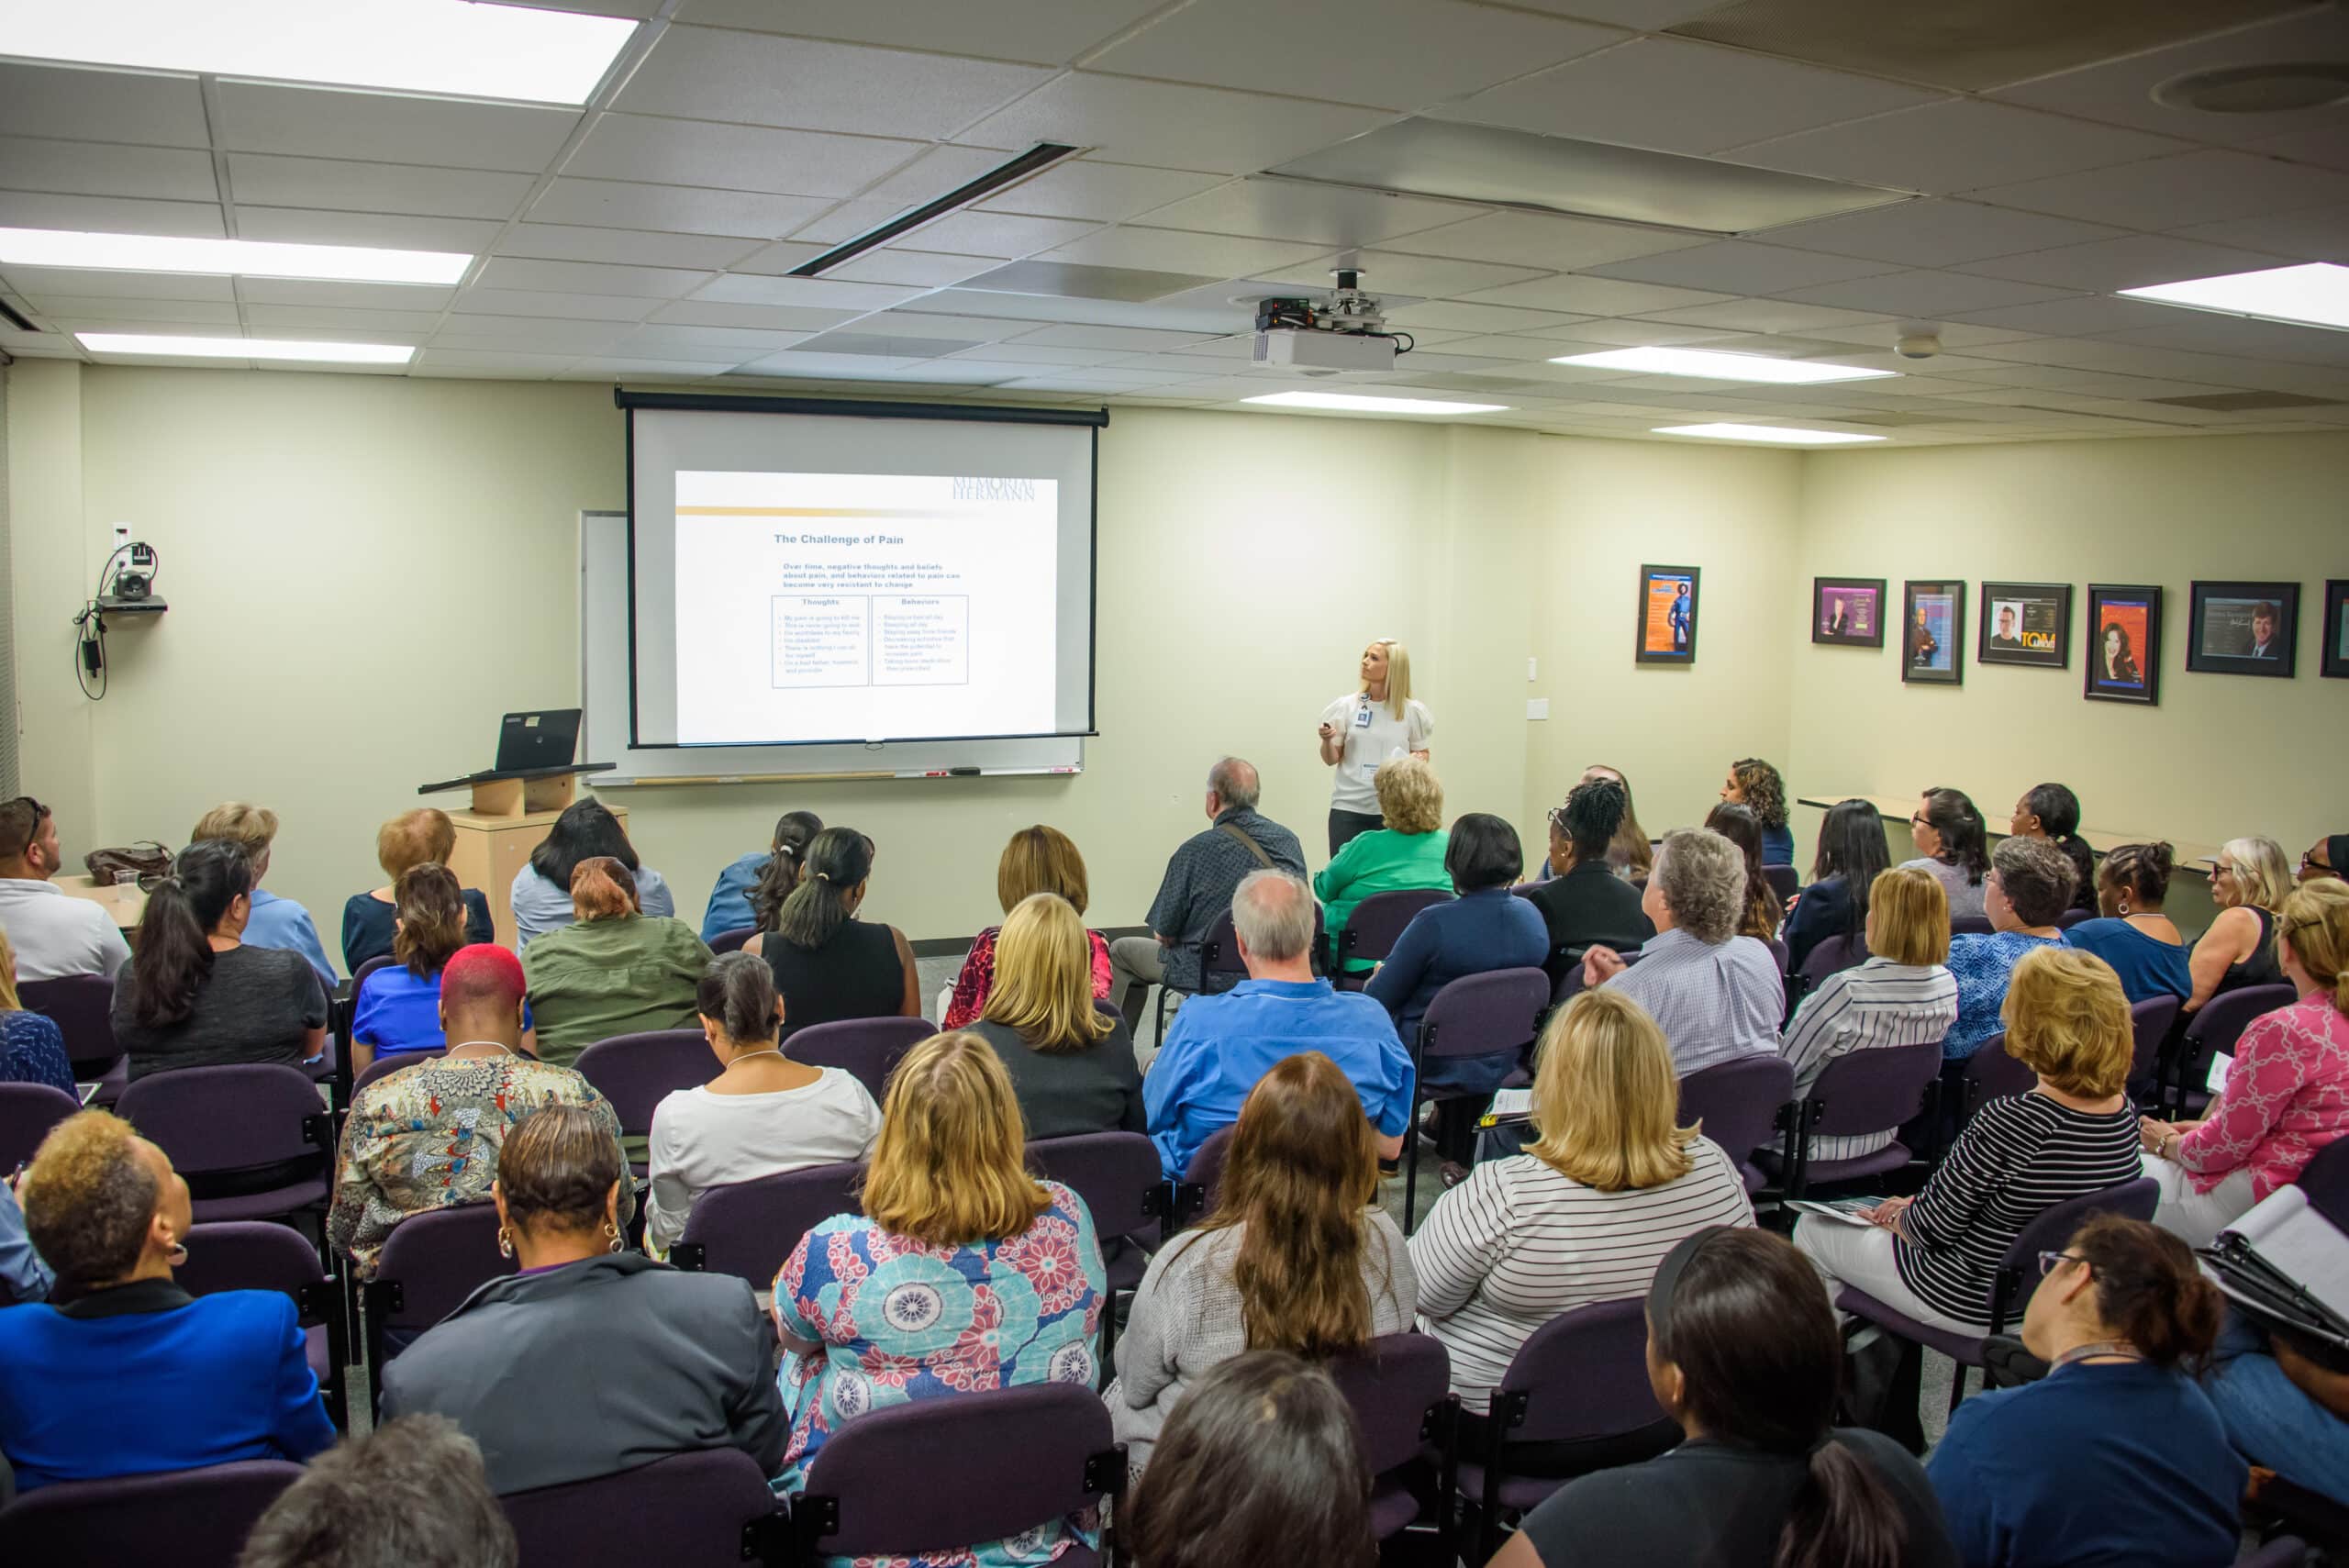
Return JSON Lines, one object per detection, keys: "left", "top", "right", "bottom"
{"left": 1317, "top": 637, "right": 1432, "bottom": 858}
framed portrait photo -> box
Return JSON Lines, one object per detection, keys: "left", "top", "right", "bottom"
{"left": 2325, "top": 581, "right": 2349, "bottom": 680}
{"left": 1900, "top": 579, "right": 1965, "bottom": 686}
{"left": 1634, "top": 565, "right": 1699, "bottom": 665}
{"left": 2187, "top": 581, "right": 2299, "bottom": 678}
{"left": 1812, "top": 577, "right": 1886, "bottom": 648}
{"left": 1977, "top": 582, "right": 2072, "bottom": 669}
{"left": 2084, "top": 584, "right": 2163, "bottom": 706}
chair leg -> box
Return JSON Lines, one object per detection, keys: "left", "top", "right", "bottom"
{"left": 1401, "top": 1095, "right": 1421, "bottom": 1234}
{"left": 1947, "top": 1359, "right": 1970, "bottom": 1416}
{"left": 1151, "top": 985, "right": 1166, "bottom": 1052}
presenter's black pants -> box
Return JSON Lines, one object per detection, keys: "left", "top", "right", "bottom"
{"left": 1329, "top": 808, "right": 1384, "bottom": 858}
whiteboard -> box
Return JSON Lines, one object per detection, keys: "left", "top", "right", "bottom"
{"left": 579, "top": 510, "right": 1084, "bottom": 785}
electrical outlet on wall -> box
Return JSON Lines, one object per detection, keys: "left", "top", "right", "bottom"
{"left": 1527, "top": 657, "right": 1537, "bottom": 681}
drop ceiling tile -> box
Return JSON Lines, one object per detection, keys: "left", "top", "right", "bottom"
{"left": 216, "top": 83, "right": 580, "bottom": 173}
{"left": 1008, "top": 323, "right": 1218, "bottom": 351}
{"left": 473, "top": 257, "right": 714, "bottom": 298}
{"left": 239, "top": 279, "right": 457, "bottom": 309}
{"left": 889, "top": 210, "right": 1103, "bottom": 259}
{"left": 1535, "top": 317, "right": 1740, "bottom": 345}
{"left": 1462, "top": 274, "right": 1735, "bottom": 314}
{"left": 829, "top": 251, "right": 1000, "bottom": 287}
{"left": 859, "top": 311, "right": 1030, "bottom": 341}
{"left": 691, "top": 274, "right": 923, "bottom": 310}
{"left": 1629, "top": 297, "right": 1895, "bottom": 333}
{"left": 729, "top": 241, "right": 833, "bottom": 274}
{"left": 1437, "top": 35, "right": 1940, "bottom": 154}
{"left": 677, "top": 0, "right": 1157, "bottom": 65}
{"left": 615, "top": 27, "right": 1051, "bottom": 138}
{"left": 1127, "top": 180, "right": 1476, "bottom": 247}
{"left": 1771, "top": 269, "right": 2077, "bottom": 317}
{"left": 0, "top": 192, "right": 222, "bottom": 238}
{"left": 1386, "top": 210, "right": 1708, "bottom": 270}
{"left": 1725, "top": 101, "right": 2187, "bottom": 195}
{"left": 566, "top": 115, "right": 925, "bottom": 198}
{"left": 416, "top": 350, "right": 581, "bottom": 373}
{"left": 1943, "top": 294, "right": 2193, "bottom": 337}
{"left": 225, "top": 154, "right": 530, "bottom": 219}
{"left": 853, "top": 146, "right": 1027, "bottom": 209}
{"left": 1360, "top": 299, "right": 1592, "bottom": 333}
{"left": 562, "top": 359, "right": 743, "bottom": 378}
{"left": 2098, "top": 314, "right": 2349, "bottom": 366}
{"left": 1992, "top": 7, "right": 2349, "bottom": 149}
{"left": 1760, "top": 198, "right": 2125, "bottom": 266}
{"left": 918, "top": 287, "right": 1255, "bottom": 333}
{"left": 1429, "top": 333, "right": 1594, "bottom": 361}
{"left": 1585, "top": 239, "right": 1897, "bottom": 293}
{"left": 1260, "top": 250, "right": 1543, "bottom": 298}
{"left": 242, "top": 304, "right": 447, "bottom": 333}
{"left": 2246, "top": 127, "right": 2349, "bottom": 173}
{"left": 610, "top": 324, "right": 818, "bottom": 355}
{"left": 29, "top": 297, "right": 241, "bottom": 325}
{"left": 728, "top": 349, "right": 925, "bottom": 377}
{"left": 978, "top": 161, "right": 1229, "bottom": 223}
{"left": 430, "top": 317, "right": 629, "bottom": 349}
{"left": 2170, "top": 205, "right": 2349, "bottom": 262}
{"left": 1971, "top": 150, "right": 2349, "bottom": 231}
{"left": 1956, "top": 234, "right": 2290, "bottom": 292}
{"left": 232, "top": 206, "right": 502, "bottom": 251}
{"left": 1801, "top": 319, "right": 2040, "bottom": 350}
{"left": 1039, "top": 227, "right": 1329, "bottom": 277}
{"left": 0, "top": 136, "right": 217, "bottom": 202}
{"left": 494, "top": 224, "right": 758, "bottom": 270}
{"left": 529, "top": 178, "right": 833, "bottom": 238}
{"left": 788, "top": 200, "right": 922, "bottom": 247}
{"left": 451, "top": 289, "right": 659, "bottom": 321}
{"left": 0, "top": 63, "right": 208, "bottom": 147}
{"left": 0, "top": 266, "right": 235, "bottom": 302}
{"left": 953, "top": 73, "right": 1386, "bottom": 177}
{"left": 943, "top": 341, "right": 1136, "bottom": 365}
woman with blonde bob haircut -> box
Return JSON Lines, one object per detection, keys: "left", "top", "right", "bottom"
{"left": 968, "top": 894, "right": 1142, "bottom": 1139}
{"left": 1410, "top": 989, "right": 1754, "bottom": 1444}
{"left": 1314, "top": 755, "right": 1452, "bottom": 974}
{"left": 2186, "top": 835, "right": 2295, "bottom": 1013}
{"left": 341, "top": 806, "right": 495, "bottom": 972}
{"left": 772, "top": 1031, "right": 1108, "bottom": 1564}
{"left": 942, "top": 825, "right": 1113, "bottom": 1029}
{"left": 1317, "top": 636, "right": 1435, "bottom": 857}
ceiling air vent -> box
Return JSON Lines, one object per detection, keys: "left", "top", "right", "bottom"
{"left": 2149, "top": 390, "right": 2345, "bottom": 412}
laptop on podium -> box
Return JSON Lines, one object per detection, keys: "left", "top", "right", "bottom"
{"left": 419, "top": 709, "right": 584, "bottom": 793}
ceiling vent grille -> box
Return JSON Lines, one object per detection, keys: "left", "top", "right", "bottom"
{"left": 2149, "top": 390, "right": 2344, "bottom": 411}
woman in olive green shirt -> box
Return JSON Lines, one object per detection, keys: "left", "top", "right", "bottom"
{"left": 521, "top": 856, "right": 715, "bottom": 1069}
{"left": 1313, "top": 756, "right": 1451, "bottom": 974}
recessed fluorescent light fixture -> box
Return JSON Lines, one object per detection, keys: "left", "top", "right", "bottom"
{"left": 6, "top": 0, "right": 637, "bottom": 105}
{"left": 1552, "top": 346, "right": 1896, "bottom": 384}
{"left": 0, "top": 228, "right": 470, "bottom": 285}
{"left": 1243, "top": 391, "right": 1509, "bottom": 415}
{"left": 1653, "top": 422, "right": 1883, "bottom": 445}
{"left": 76, "top": 332, "right": 414, "bottom": 364}
{"left": 2121, "top": 261, "right": 2349, "bottom": 332}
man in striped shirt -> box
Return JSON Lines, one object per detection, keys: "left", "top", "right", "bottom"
{"left": 1585, "top": 828, "right": 1783, "bottom": 1077}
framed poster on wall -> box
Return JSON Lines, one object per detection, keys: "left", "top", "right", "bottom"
{"left": 1812, "top": 577, "right": 1886, "bottom": 647}
{"left": 2187, "top": 580, "right": 2298, "bottom": 677}
{"left": 1978, "top": 582, "right": 2072, "bottom": 669}
{"left": 1635, "top": 564, "right": 1699, "bottom": 665}
{"left": 2085, "top": 584, "right": 2163, "bottom": 706}
{"left": 2326, "top": 581, "right": 2349, "bottom": 680}
{"left": 1902, "top": 579, "right": 1965, "bottom": 685}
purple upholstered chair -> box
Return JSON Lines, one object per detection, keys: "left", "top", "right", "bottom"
{"left": 362, "top": 1200, "right": 513, "bottom": 1412}
{"left": 500, "top": 1448, "right": 789, "bottom": 1567}
{"left": 2298, "top": 1137, "right": 2349, "bottom": 1229}
{"left": 2127, "top": 993, "right": 2181, "bottom": 1098}
{"left": 2168, "top": 984, "right": 2297, "bottom": 1118}
{"left": 1326, "top": 1331, "right": 1455, "bottom": 1545}
{"left": 1025, "top": 1132, "right": 1169, "bottom": 1293}
{"left": 0, "top": 1080, "right": 80, "bottom": 1170}
{"left": 1797, "top": 929, "right": 1868, "bottom": 991}
{"left": 1404, "top": 967, "right": 1552, "bottom": 1230}
{"left": 1552, "top": 946, "right": 1641, "bottom": 1008}
{"left": 1173, "top": 1124, "right": 1235, "bottom": 1229}
{"left": 1453, "top": 1298, "right": 1676, "bottom": 1562}
{"left": 2238, "top": 1538, "right": 2309, "bottom": 1568}
{"left": 669, "top": 1159, "right": 863, "bottom": 1289}
{"left": 573, "top": 1029, "right": 714, "bottom": 1173}
{"left": 1957, "top": 1030, "right": 2035, "bottom": 1126}
{"left": 792, "top": 1383, "right": 1124, "bottom": 1567}
{"left": 1765, "top": 936, "right": 1790, "bottom": 975}
{"left": 1762, "top": 864, "right": 1798, "bottom": 906}
{"left": 1768, "top": 1040, "right": 1943, "bottom": 1197}
{"left": 18, "top": 973, "right": 119, "bottom": 1078}
{"left": 176, "top": 1219, "right": 350, "bottom": 1429}
{"left": 1676, "top": 1053, "right": 1796, "bottom": 1195}
{"left": 1331, "top": 888, "right": 1453, "bottom": 990}
{"left": 2055, "top": 909, "right": 2093, "bottom": 930}
{"left": 787, "top": 1016, "right": 930, "bottom": 1106}
{"left": 115, "top": 1063, "right": 332, "bottom": 1226}
{"left": 0, "top": 1459, "right": 304, "bottom": 1568}
{"left": 708, "top": 925, "right": 759, "bottom": 955}
{"left": 352, "top": 1048, "right": 447, "bottom": 1094}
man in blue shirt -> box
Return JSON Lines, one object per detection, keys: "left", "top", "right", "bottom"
{"left": 1145, "top": 869, "right": 1411, "bottom": 1178}
{"left": 192, "top": 803, "right": 336, "bottom": 987}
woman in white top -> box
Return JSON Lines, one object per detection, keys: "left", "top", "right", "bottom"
{"left": 1408, "top": 987, "right": 1753, "bottom": 1444}
{"left": 1317, "top": 637, "right": 1433, "bottom": 858}
{"left": 643, "top": 951, "right": 880, "bottom": 1259}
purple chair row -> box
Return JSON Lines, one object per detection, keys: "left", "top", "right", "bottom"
{"left": 1328, "top": 887, "right": 1453, "bottom": 992}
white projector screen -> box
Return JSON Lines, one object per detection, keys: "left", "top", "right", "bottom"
{"left": 622, "top": 393, "right": 1100, "bottom": 750}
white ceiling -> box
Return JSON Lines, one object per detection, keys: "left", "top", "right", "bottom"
{"left": 8, "top": 0, "right": 2349, "bottom": 444}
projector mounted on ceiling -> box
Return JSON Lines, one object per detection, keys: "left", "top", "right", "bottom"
{"left": 1252, "top": 269, "right": 1406, "bottom": 376}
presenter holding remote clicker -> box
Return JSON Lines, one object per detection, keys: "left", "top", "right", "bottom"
{"left": 1317, "top": 638, "right": 1433, "bottom": 858}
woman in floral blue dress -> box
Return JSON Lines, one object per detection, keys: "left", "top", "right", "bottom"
{"left": 773, "top": 1029, "right": 1106, "bottom": 1567}
{"left": 0, "top": 929, "right": 72, "bottom": 1093}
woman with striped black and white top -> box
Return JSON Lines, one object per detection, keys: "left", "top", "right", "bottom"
{"left": 1796, "top": 947, "right": 2143, "bottom": 1335}
{"left": 1409, "top": 988, "right": 1753, "bottom": 1436}
{"left": 1782, "top": 865, "right": 1959, "bottom": 1164}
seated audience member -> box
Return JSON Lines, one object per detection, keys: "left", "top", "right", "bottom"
{"left": 2063, "top": 841, "right": 2192, "bottom": 1006}
{"left": 967, "top": 893, "right": 1143, "bottom": 1139}
{"left": 1584, "top": 828, "right": 1782, "bottom": 1077}
{"left": 1146, "top": 871, "right": 1411, "bottom": 1178}
{"left": 350, "top": 863, "right": 532, "bottom": 1073}
{"left": 1782, "top": 866, "right": 1959, "bottom": 1163}
{"left": 509, "top": 800, "right": 674, "bottom": 948}
{"left": 1901, "top": 786, "right": 1991, "bottom": 922}
{"left": 1313, "top": 756, "right": 1451, "bottom": 975}
{"left": 1703, "top": 801, "right": 1783, "bottom": 941}
{"left": 2187, "top": 835, "right": 2292, "bottom": 1011}
{"left": 1928, "top": 1215, "right": 2243, "bottom": 1568}
{"left": 0, "top": 1110, "right": 336, "bottom": 1490}
{"left": 382, "top": 1105, "right": 785, "bottom": 1494}
{"left": 113, "top": 840, "right": 328, "bottom": 1082}
{"left": 943, "top": 825, "right": 1112, "bottom": 1029}
{"left": 1412, "top": 989, "right": 1753, "bottom": 1425}
{"left": 238, "top": 1414, "right": 518, "bottom": 1568}
{"left": 743, "top": 828, "right": 919, "bottom": 1040}
{"left": 342, "top": 807, "right": 494, "bottom": 972}
{"left": 1582, "top": 762, "right": 1653, "bottom": 883}
{"left": 1112, "top": 1051, "right": 1413, "bottom": 1475}
{"left": 774, "top": 1032, "right": 1105, "bottom": 1564}
{"left": 0, "top": 928, "right": 73, "bottom": 1092}
{"left": 1784, "top": 798, "right": 1891, "bottom": 974}
{"left": 1492, "top": 1228, "right": 1955, "bottom": 1568}
{"left": 189, "top": 802, "right": 334, "bottom": 986}
{"left": 1124, "top": 1351, "right": 1377, "bottom": 1568}
{"left": 702, "top": 808, "right": 821, "bottom": 944}
{"left": 2302, "top": 833, "right": 2347, "bottom": 884}
{"left": 520, "top": 857, "right": 711, "bottom": 1071}
{"left": 1720, "top": 757, "right": 1794, "bottom": 865}
{"left": 1529, "top": 776, "right": 1655, "bottom": 984}
{"left": 2010, "top": 782, "right": 2099, "bottom": 914}
{"left": 1943, "top": 836, "right": 2076, "bottom": 1061}
{"left": 0, "top": 795, "right": 129, "bottom": 981}
{"left": 329, "top": 946, "right": 626, "bottom": 1280}
{"left": 1110, "top": 756, "right": 1308, "bottom": 1030}
{"left": 2205, "top": 1307, "right": 2349, "bottom": 1508}
{"left": 2139, "top": 879, "right": 2349, "bottom": 1246}
{"left": 1795, "top": 948, "right": 2143, "bottom": 1336}
{"left": 642, "top": 952, "right": 880, "bottom": 1260}
{"left": 0, "top": 1182, "right": 51, "bottom": 1306}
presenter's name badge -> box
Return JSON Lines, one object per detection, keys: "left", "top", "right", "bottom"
{"left": 1354, "top": 706, "right": 1373, "bottom": 729}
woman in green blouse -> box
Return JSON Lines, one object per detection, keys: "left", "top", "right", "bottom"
{"left": 1313, "top": 756, "right": 1451, "bottom": 975}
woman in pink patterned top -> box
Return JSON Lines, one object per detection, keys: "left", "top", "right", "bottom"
{"left": 2141, "top": 880, "right": 2349, "bottom": 1246}
{"left": 941, "top": 826, "right": 1111, "bottom": 1029}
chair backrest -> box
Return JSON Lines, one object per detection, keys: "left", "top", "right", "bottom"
{"left": 175, "top": 1220, "right": 332, "bottom": 1309}
{"left": 2128, "top": 994, "right": 2182, "bottom": 1084}
{"left": 2185, "top": 984, "right": 2299, "bottom": 1060}
{"left": 787, "top": 1015, "right": 932, "bottom": 1106}
{"left": 1418, "top": 967, "right": 1550, "bottom": 1063}
{"left": 116, "top": 1063, "right": 331, "bottom": 1177}
{"left": 1025, "top": 1132, "right": 1165, "bottom": 1242}
{"left": 1676, "top": 1054, "right": 1795, "bottom": 1170}
{"left": 573, "top": 1029, "right": 714, "bottom": 1138}
{"left": 353, "top": 1049, "right": 447, "bottom": 1094}
{"left": 1961, "top": 1031, "right": 2035, "bottom": 1110}
{"left": 1798, "top": 929, "right": 1869, "bottom": 988}
{"left": 709, "top": 925, "right": 759, "bottom": 955}
{"left": 1997, "top": 1177, "right": 2160, "bottom": 1319}
{"left": 1949, "top": 916, "right": 1996, "bottom": 937}
{"left": 1493, "top": 1297, "right": 1664, "bottom": 1443}
{"left": 501, "top": 1448, "right": 787, "bottom": 1568}
{"left": 350, "top": 953, "right": 397, "bottom": 1002}
{"left": 1338, "top": 888, "right": 1453, "bottom": 968}
{"left": 18, "top": 973, "right": 118, "bottom": 1073}
{"left": 1762, "top": 864, "right": 1798, "bottom": 905}
{"left": 796, "top": 1383, "right": 1119, "bottom": 1562}
{"left": 369, "top": 1200, "right": 514, "bottom": 1337}
{"left": 2055, "top": 909, "right": 2092, "bottom": 930}
{"left": 0, "top": 1080, "right": 82, "bottom": 1170}
{"left": 1765, "top": 936, "right": 1789, "bottom": 974}
{"left": 2297, "top": 1137, "right": 2349, "bottom": 1230}
{"left": 672, "top": 1159, "right": 863, "bottom": 1287}
{"left": 0, "top": 1459, "right": 304, "bottom": 1568}
{"left": 1804, "top": 1040, "right": 1944, "bottom": 1140}
{"left": 1176, "top": 1124, "right": 1236, "bottom": 1226}
{"left": 1197, "top": 905, "right": 1328, "bottom": 992}
{"left": 1553, "top": 946, "right": 1641, "bottom": 1006}
{"left": 1324, "top": 1332, "right": 1451, "bottom": 1476}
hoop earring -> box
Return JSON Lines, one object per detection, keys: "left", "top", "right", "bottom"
{"left": 605, "top": 1223, "right": 623, "bottom": 1254}
{"left": 496, "top": 1226, "right": 515, "bottom": 1259}
{"left": 166, "top": 1240, "right": 189, "bottom": 1267}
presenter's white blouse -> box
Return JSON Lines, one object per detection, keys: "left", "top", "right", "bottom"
{"left": 1320, "top": 692, "right": 1433, "bottom": 814}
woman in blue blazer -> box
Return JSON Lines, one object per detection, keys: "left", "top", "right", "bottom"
{"left": 0, "top": 1111, "right": 336, "bottom": 1491}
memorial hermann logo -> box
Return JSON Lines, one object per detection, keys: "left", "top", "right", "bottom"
{"left": 951, "top": 477, "right": 1038, "bottom": 502}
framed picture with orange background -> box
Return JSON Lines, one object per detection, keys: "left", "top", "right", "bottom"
{"left": 2084, "top": 584, "right": 2163, "bottom": 706}
{"left": 1635, "top": 565, "right": 1699, "bottom": 665}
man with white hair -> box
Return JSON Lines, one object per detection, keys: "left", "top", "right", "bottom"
{"left": 1584, "top": 827, "right": 1784, "bottom": 1076}
{"left": 1143, "top": 870, "right": 1411, "bottom": 1178}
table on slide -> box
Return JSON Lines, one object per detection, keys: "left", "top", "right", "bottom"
{"left": 1795, "top": 794, "right": 2221, "bottom": 874}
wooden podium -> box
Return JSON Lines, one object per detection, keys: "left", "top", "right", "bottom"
{"left": 422, "top": 765, "right": 617, "bottom": 948}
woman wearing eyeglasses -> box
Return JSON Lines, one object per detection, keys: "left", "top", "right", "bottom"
{"left": 1926, "top": 1214, "right": 2243, "bottom": 1568}
{"left": 2184, "top": 837, "right": 2291, "bottom": 1014}
{"left": 1899, "top": 787, "right": 1990, "bottom": 922}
